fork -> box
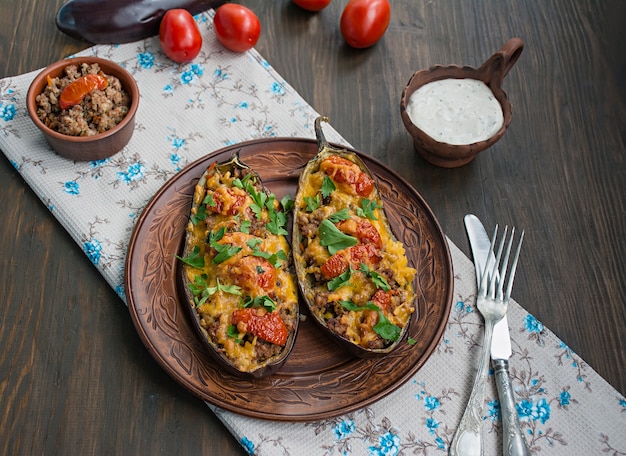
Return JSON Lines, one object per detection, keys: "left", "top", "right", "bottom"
{"left": 449, "top": 225, "right": 524, "bottom": 456}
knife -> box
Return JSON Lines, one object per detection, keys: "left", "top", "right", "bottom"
{"left": 464, "top": 214, "right": 531, "bottom": 456}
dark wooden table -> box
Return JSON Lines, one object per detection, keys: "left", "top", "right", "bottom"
{"left": 1, "top": 1, "right": 624, "bottom": 454}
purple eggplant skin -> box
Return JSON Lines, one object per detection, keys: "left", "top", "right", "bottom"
{"left": 55, "top": 0, "right": 227, "bottom": 44}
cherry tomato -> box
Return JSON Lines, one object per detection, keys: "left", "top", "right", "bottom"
{"left": 59, "top": 73, "right": 108, "bottom": 109}
{"left": 213, "top": 4, "right": 261, "bottom": 53}
{"left": 159, "top": 9, "right": 202, "bottom": 63}
{"left": 340, "top": 0, "right": 391, "bottom": 49}
{"left": 292, "top": 0, "right": 332, "bottom": 12}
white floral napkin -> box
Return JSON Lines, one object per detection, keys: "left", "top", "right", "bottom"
{"left": 1, "top": 11, "right": 624, "bottom": 456}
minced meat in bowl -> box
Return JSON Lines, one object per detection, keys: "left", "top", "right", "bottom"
{"left": 27, "top": 56, "right": 139, "bottom": 161}
{"left": 36, "top": 62, "right": 130, "bottom": 137}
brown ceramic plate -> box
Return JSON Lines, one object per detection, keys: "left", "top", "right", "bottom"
{"left": 125, "top": 138, "right": 453, "bottom": 421}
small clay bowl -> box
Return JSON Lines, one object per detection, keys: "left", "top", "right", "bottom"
{"left": 400, "top": 38, "right": 524, "bottom": 168}
{"left": 27, "top": 56, "right": 139, "bottom": 161}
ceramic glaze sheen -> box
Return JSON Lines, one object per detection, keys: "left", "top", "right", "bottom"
{"left": 406, "top": 78, "right": 504, "bottom": 145}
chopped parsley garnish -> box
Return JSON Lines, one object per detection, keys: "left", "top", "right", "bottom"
{"left": 327, "top": 208, "right": 351, "bottom": 223}
{"left": 239, "top": 219, "right": 251, "bottom": 234}
{"left": 227, "top": 324, "right": 243, "bottom": 343}
{"left": 359, "top": 263, "right": 390, "bottom": 291}
{"left": 190, "top": 193, "right": 217, "bottom": 225}
{"left": 340, "top": 300, "right": 401, "bottom": 342}
{"left": 374, "top": 312, "right": 402, "bottom": 341}
{"left": 407, "top": 337, "right": 417, "bottom": 345}
{"left": 321, "top": 176, "right": 336, "bottom": 199}
{"left": 242, "top": 295, "right": 277, "bottom": 312}
{"left": 304, "top": 195, "right": 320, "bottom": 212}
{"left": 327, "top": 268, "right": 353, "bottom": 291}
{"left": 318, "top": 219, "right": 358, "bottom": 255}
{"left": 246, "top": 238, "right": 263, "bottom": 249}
{"left": 208, "top": 227, "right": 242, "bottom": 264}
{"left": 188, "top": 276, "right": 241, "bottom": 307}
{"left": 281, "top": 194, "right": 294, "bottom": 212}
{"left": 265, "top": 195, "right": 288, "bottom": 235}
{"left": 176, "top": 245, "right": 205, "bottom": 269}
{"left": 356, "top": 198, "right": 382, "bottom": 220}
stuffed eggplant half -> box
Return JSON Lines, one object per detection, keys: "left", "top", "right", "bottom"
{"left": 178, "top": 155, "right": 299, "bottom": 377}
{"left": 293, "top": 117, "right": 417, "bottom": 357}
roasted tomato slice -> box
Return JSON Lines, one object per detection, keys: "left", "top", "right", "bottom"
{"left": 336, "top": 217, "right": 382, "bottom": 249}
{"left": 228, "top": 256, "right": 276, "bottom": 295}
{"left": 232, "top": 308, "right": 288, "bottom": 346}
{"left": 59, "top": 73, "right": 108, "bottom": 109}
{"left": 320, "top": 155, "right": 375, "bottom": 197}
{"left": 321, "top": 244, "right": 382, "bottom": 279}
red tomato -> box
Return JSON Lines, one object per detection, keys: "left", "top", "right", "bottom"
{"left": 59, "top": 73, "right": 108, "bottom": 109}
{"left": 159, "top": 9, "right": 202, "bottom": 63}
{"left": 319, "top": 155, "right": 375, "bottom": 197}
{"left": 340, "top": 0, "right": 391, "bottom": 49}
{"left": 292, "top": 0, "right": 332, "bottom": 12}
{"left": 213, "top": 4, "right": 261, "bottom": 53}
{"left": 231, "top": 308, "right": 288, "bottom": 346}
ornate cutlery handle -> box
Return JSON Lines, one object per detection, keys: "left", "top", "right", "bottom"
{"left": 492, "top": 359, "right": 532, "bottom": 456}
{"left": 449, "top": 320, "right": 496, "bottom": 456}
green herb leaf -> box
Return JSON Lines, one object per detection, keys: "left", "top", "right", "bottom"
{"left": 339, "top": 300, "right": 379, "bottom": 312}
{"left": 242, "top": 295, "right": 277, "bottom": 312}
{"left": 356, "top": 198, "right": 382, "bottom": 220}
{"left": 359, "top": 263, "right": 390, "bottom": 291}
{"left": 227, "top": 324, "right": 243, "bottom": 343}
{"left": 265, "top": 195, "right": 288, "bottom": 235}
{"left": 327, "top": 268, "right": 353, "bottom": 291}
{"left": 239, "top": 219, "right": 251, "bottom": 234}
{"left": 340, "top": 299, "right": 401, "bottom": 342}
{"left": 208, "top": 228, "right": 242, "bottom": 264}
{"left": 203, "top": 192, "right": 216, "bottom": 207}
{"left": 374, "top": 311, "right": 401, "bottom": 342}
{"left": 190, "top": 204, "right": 208, "bottom": 225}
{"left": 321, "top": 176, "right": 336, "bottom": 198}
{"left": 407, "top": 337, "right": 417, "bottom": 345}
{"left": 246, "top": 238, "right": 263, "bottom": 249}
{"left": 327, "top": 208, "right": 351, "bottom": 223}
{"left": 318, "top": 219, "right": 358, "bottom": 255}
{"left": 304, "top": 195, "right": 320, "bottom": 212}
{"left": 175, "top": 245, "right": 205, "bottom": 269}
{"left": 188, "top": 277, "right": 241, "bottom": 307}
{"left": 281, "top": 194, "right": 294, "bottom": 212}
{"left": 232, "top": 172, "right": 254, "bottom": 190}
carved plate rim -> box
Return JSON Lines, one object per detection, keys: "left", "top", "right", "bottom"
{"left": 125, "top": 138, "right": 453, "bottom": 421}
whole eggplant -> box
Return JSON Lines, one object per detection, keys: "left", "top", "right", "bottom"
{"left": 56, "top": 0, "right": 227, "bottom": 44}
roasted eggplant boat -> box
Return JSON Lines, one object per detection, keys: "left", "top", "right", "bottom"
{"left": 292, "top": 117, "right": 417, "bottom": 357}
{"left": 178, "top": 155, "right": 299, "bottom": 377}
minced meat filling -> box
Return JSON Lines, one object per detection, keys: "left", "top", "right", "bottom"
{"left": 36, "top": 63, "right": 131, "bottom": 136}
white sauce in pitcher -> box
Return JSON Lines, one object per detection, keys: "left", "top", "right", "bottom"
{"left": 406, "top": 78, "right": 504, "bottom": 145}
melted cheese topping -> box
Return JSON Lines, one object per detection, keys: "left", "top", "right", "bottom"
{"left": 295, "top": 154, "right": 417, "bottom": 349}
{"left": 183, "top": 166, "right": 298, "bottom": 373}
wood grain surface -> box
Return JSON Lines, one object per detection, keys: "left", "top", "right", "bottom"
{"left": 1, "top": 1, "right": 624, "bottom": 455}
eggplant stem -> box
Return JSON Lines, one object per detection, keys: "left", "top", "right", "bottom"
{"left": 314, "top": 116, "right": 331, "bottom": 151}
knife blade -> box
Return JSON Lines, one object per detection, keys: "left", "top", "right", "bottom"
{"left": 464, "top": 214, "right": 511, "bottom": 359}
{"left": 464, "top": 214, "right": 531, "bottom": 456}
